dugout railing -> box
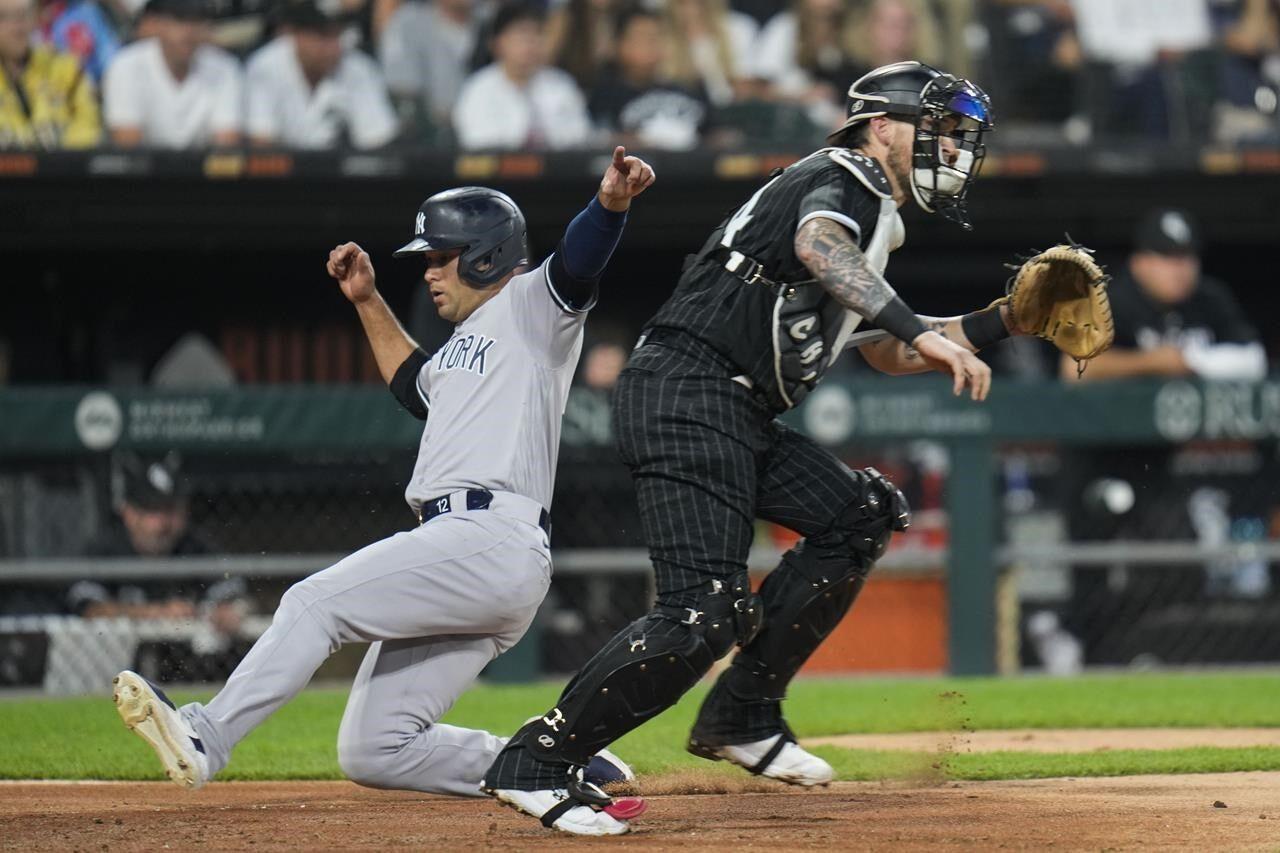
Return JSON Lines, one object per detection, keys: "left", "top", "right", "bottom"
{"left": 2, "top": 378, "right": 1278, "bottom": 688}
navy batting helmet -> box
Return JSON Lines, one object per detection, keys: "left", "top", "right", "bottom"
{"left": 393, "top": 187, "right": 528, "bottom": 287}
{"left": 828, "top": 61, "right": 993, "bottom": 230}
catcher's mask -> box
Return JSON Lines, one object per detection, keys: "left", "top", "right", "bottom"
{"left": 829, "top": 61, "right": 994, "bottom": 230}
{"left": 393, "top": 187, "right": 528, "bottom": 288}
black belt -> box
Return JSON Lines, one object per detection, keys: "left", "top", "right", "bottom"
{"left": 709, "top": 247, "right": 778, "bottom": 287}
{"left": 418, "top": 488, "right": 551, "bottom": 535}
{"left": 708, "top": 247, "right": 814, "bottom": 297}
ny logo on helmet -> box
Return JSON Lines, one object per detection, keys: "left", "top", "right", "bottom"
{"left": 415, "top": 212, "right": 425, "bottom": 235}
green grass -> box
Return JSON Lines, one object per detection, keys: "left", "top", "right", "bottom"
{"left": 3, "top": 671, "right": 1278, "bottom": 782}
{"left": 816, "top": 746, "right": 1280, "bottom": 782}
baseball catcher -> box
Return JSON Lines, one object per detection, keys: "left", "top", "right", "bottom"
{"left": 483, "top": 61, "right": 1054, "bottom": 834}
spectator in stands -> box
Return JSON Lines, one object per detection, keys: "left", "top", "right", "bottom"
{"left": 751, "top": 0, "right": 873, "bottom": 127}
{"left": 730, "top": 0, "right": 779, "bottom": 27}
{"left": 0, "top": 0, "right": 101, "bottom": 148}
{"left": 982, "top": 0, "right": 1082, "bottom": 128}
{"left": 245, "top": 0, "right": 398, "bottom": 149}
{"left": 1211, "top": 0, "right": 1280, "bottom": 141}
{"left": 453, "top": 2, "right": 591, "bottom": 150}
{"left": 589, "top": 6, "right": 707, "bottom": 149}
{"left": 846, "top": 0, "right": 942, "bottom": 77}
{"left": 662, "top": 0, "right": 757, "bottom": 106}
{"left": 378, "top": 0, "right": 477, "bottom": 140}
{"left": 39, "top": 0, "right": 120, "bottom": 82}
{"left": 1070, "top": 0, "right": 1217, "bottom": 141}
{"left": 547, "top": 0, "right": 617, "bottom": 91}
{"left": 102, "top": 0, "right": 242, "bottom": 148}
{"left": 1064, "top": 207, "right": 1266, "bottom": 383}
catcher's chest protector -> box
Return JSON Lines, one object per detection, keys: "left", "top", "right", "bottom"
{"left": 770, "top": 151, "right": 905, "bottom": 410}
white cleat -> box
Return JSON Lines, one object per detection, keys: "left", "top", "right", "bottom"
{"left": 689, "top": 733, "right": 834, "bottom": 787}
{"left": 486, "top": 788, "right": 631, "bottom": 836}
{"left": 112, "top": 670, "right": 209, "bottom": 789}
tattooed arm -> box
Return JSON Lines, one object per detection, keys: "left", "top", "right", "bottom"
{"left": 793, "top": 216, "right": 904, "bottom": 322}
{"left": 859, "top": 305, "right": 1017, "bottom": 375}
{"left": 794, "top": 215, "right": 994, "bottom": 400}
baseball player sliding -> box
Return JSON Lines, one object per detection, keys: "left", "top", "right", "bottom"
{"left": 112, "top": 147, "right": 655, "bottom": 815}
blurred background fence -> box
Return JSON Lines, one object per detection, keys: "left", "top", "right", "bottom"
{"left": 3, "top": 377, "right": 1278, "bottom": 692}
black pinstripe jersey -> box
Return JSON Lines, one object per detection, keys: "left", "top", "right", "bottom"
{"left": 644, "top": 147, "right": 897, "bottom": 411}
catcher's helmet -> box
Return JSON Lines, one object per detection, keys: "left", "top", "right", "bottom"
{"left": 828, "top": 60, "right": 994, "bottom": 230}
{"left": 394, "top": 187, "right": 528, "bottom": 287}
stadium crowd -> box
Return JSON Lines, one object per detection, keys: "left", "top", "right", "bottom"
{"left": 1, "top": 0, "right": 1278, "bottom": 151}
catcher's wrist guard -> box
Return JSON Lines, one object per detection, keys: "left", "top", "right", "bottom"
{"left": 960, "top": 304, "right": 1010, "bottom": 350}
{"left": 872, "top": 296, "right": 929, "bottom": 344}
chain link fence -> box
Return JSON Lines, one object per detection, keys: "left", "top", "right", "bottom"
{"left": 1006, "top": 438, "right": 1280, "bottom": 671}
{"left": 3, "top": 389, "right": 1280, "bottom": 690}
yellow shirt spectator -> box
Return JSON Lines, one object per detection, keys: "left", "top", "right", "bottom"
{"left": 1, "top": 40, "right": 102, "bottom": 148}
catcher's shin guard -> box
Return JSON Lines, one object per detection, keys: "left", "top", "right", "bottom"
{"left": 692, "top": 468, "right": 908, "bottom": 745}
{"left": 499, "top": 574, "right": 761, "bottom": 774}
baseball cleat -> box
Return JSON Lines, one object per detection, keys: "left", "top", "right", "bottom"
{"left": 585, "top": 746, "right": 635, "bottom": 785}
{"left": 688, "top": 733, "right": 834, "bottom": 787}
{"left": 484, "top": 787, "right": 631, "bottom": 836}
{"left": 113, "top": 670, "right": 209, "bottom": 789}
{"left": 585, "top": 748, "right": 647, "bottom": 819}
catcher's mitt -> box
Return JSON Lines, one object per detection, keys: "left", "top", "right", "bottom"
{"left": 997, "top": 241, "right": 1114, "bottom": 373}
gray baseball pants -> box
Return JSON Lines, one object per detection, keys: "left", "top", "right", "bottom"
{"left": 180, "top": 496, "right": 551, "bottom": 796}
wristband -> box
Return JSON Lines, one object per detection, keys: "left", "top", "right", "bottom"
{"left": 960, "top": 305, "right": 1011, "bottom": 350}
{"left": 872, "top": 297, "right": 929, "bottom": 344}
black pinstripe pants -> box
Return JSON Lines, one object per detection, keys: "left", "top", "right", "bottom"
{"left": 482, "top": 338, "right": 871, "bottom": 790}
{"left": 614, "top": 339, "right": 865, "bottom": 608}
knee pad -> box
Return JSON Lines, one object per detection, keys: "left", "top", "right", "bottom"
{"left": 810, "top": 466, "right": 911, "bottom": 562}
{"left": 516, "top": 574, "right": 761, "bottom": 766}
{"left": 657, "top": 571, "right": 763, "bottom": 657}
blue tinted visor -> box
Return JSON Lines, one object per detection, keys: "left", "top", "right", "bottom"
{"left": 946, "top": 88, "right": 992, "bottom": 129}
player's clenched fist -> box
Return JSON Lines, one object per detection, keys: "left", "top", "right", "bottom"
{"left": 598, "top": 146, "right": 656, "bottom": 213}
{"left": 327, "top": 242, "right": 377, "bottom": 304}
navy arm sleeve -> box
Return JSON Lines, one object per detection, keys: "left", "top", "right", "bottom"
{"left": 546, "top": 196, "right": 628, "bottom": 313}
{"left": 389, "top": 348, "right": 430, "bottom": 420}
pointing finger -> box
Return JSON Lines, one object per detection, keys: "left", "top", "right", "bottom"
{"left": 612, "top": 146, "right": 627, "bottom": 172}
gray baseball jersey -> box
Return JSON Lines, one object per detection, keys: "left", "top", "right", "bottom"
{"left": 178, "top": 255, "right": 589, "bottom": 796}
{"left": 407, "top": 257, "right": 585, "bottom": 514}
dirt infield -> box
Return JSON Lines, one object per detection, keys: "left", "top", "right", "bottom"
{"left": 3, "top": 773, "right": 1279, "bottom": 851}
{"left": 805, "top": 727, "right": 1280, "bottom": 754}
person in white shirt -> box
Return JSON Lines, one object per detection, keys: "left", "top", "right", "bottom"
{"left": 453, "top": 2, "right": 592, "bottom": 150}
{"left": 245, "top": 0, "right": 398, "bottom": 150}
{"left": 102, "top": 0, "right": 242, "bottom": 148}
{"left": 378, "top": 0, "right": 478, "bottom": 132}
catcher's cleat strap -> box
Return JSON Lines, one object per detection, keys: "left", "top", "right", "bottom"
{"left": 540, "top": 799, "right": 579, "bottom": 828}
{"left": 749, "top": 733, "right": 793, "bottom": 776}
